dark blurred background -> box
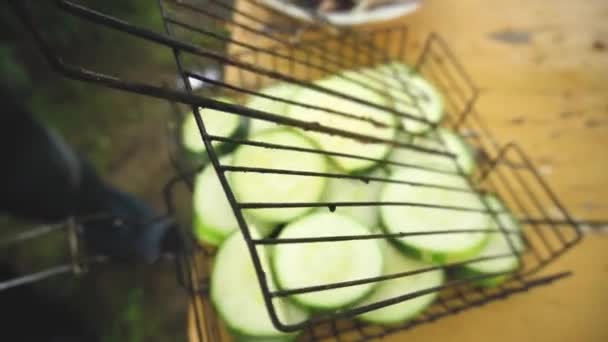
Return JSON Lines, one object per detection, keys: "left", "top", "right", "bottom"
{"left": 0, "top": 1, "right": 191, "bottom": 341}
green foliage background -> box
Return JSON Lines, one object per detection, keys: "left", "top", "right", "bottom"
{"left": 1, "top": 1, "right": 188, "bottom": 341}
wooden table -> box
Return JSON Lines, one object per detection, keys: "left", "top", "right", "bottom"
{"left": 385, "top": 2, "right": 608, "bottom": 340}
{"left": 190, "top": 0, "right": 608, "bottom": 341}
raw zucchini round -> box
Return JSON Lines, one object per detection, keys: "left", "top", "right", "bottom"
{"left": 247, "top": 83, "right": 301, "bottom": 134}
{"left": 340, "top": 67, "right": 377, "bottom": 85}
{"left": 193, "top": 155, "right": 238, "bottom": 245}
{"left": 211, "top": 231, "right": 308, "bottom": 338}
{"left": 364, "top": 63, "right": 443, "bottom": 135}
{"left": 459, "top": 195, "right": 524, "bottom": 287}
{"left": 231, "top": 129, "right": 328, "bottom": 224}
{"left": 288, "top": 75, "right": 397, "bottom": 173}
{"left": 373, "top": 61, "right": 412, "bottom": 79}
{"left": 272, "top": 212, "right": 384, "bottom": 310}
{"left": 356, "top": 240, "right": 444, "bottom": 325}
{"left": 193, "top": 214, "right": 225, "bottom": 246}
{"left": 193, "top": 155, "right": 277, "bottom": 246}
{"left": 388, "top": 128, "right": 476, "bottom": 175}
{"left": 181, "top": 96, "right": 247, "bottom": 155}
{"left": 393, "top": 74, "right": 444, "bottom": 134}
{"left": 385, "top": 131, "right": 413, "bottom": 170}
{"left": 380, "top": 168, "right": 490, "bottom": 263}
{"left": 322, "top": 167, "right": 388, "bottom": 229}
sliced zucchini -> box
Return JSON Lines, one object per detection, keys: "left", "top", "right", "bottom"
{"left": 360, "top": 62, "right": 442, "bottom": 134}
{"left": 385, "top": 131, "right": 413, "bottom": 171}
{"left": 459, "top": 195, "right": 524, "bottom": 287}
{"left": 321, "top": 167, "right": 387, "bottom": 229}
{"left": 211, "top": 230, "right": 308, "bottom": 339}
{"left": 193, "top": 155, "right": 238, "bottom": 245}
{"left": 231, "top": 129, "right": 328, "bottom": 224}
{"left": 370, "top": 63, "right": 443, "bottom": 135}
{"left": 272, "top": 212, "right": 384, "bottom": 310}
{"left": 356, "top": 240, "right": 444, "bottom": 325}
{"left": 181, "top": 96, "right": 248, "bottom": 155}
{"left": 288, "top": 75, "right": 397, "bottom": 173}
{"left": 193, "top": 155, "right": 277, "bottom": 246}
{"left": 388, "top": 128, "right": 476, "bottom": 175}
{"left": 392, "top": 75, "right": 444, "bottom": 134}
{"left": 341, "top": 62, "right": 411, "bottom": 99}
{"left": 380, "top": 168, "right": 490, "bottom": 263}
{"left": 373, "top": 61, "right": 411, "bottom": 77}
{"left": 339, "top": 67, "right": 377, "bottom": 85}
{"left": 247, "top": 83, "right": 300, "bottom": 134}
{"left": 193, "top": 214, "right": 225, "bottom": 246}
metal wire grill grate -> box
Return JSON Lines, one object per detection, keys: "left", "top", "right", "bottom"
{"left": 8, "top": 0, "right": 587, "bottom": 341}
{"left": 0, "top": 215, "right": 107, "bottom": 291}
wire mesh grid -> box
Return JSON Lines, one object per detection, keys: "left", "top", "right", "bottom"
{"left": 8, "top": 0, "right": 584, "bottom": 341}
{"left": 0, "top": 215, "right": 108, "bottom": 291}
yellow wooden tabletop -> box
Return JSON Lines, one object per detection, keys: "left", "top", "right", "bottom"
{"left": 189, "top": 0, "right": 608, "bottom": 341}
{"left": 380, "top": 2, "right": 608, "bottom": 340}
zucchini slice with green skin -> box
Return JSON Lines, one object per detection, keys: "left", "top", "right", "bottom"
{"left": 193, "top": 155, "right": 238, "bottom": 245}
{"left": 455, "top": 267, "right": 512, "bottom": 288}
{"left": 193, "top": 214, "right": 225, "bottom": 246}
{"left": 341, "top": 62, "right": 411, "bottom": 97}
{"left": 458, "top": 195, "right": 524, "bottom": 287}
{"left": 194, "top": 213, "right": 276, "bottom": 246}
{"left": 211, "top": 231, "right": 308, "bottom": 339}
{"left": 321, "top": 167, "right": 388, "bottom": 229}
{"left": 393, "top": 75, "right": 444, "bottom": 134}
{"left": 339, "top": 67, "right": 378, "bottom": 85}
{"left": 247, "top": 83, "right": 301, "bottom": 134}
{"left": 287, "top": 75, "right": 398, "bottom": 173}
{"left": 388, "top": 128, "right": 476, "bottom": 175}
{"left": 350, "top": 61, "right": 445, "bottom": 134}
{"left": 181, "top": 96, "right": 248, "bottom": 156}
{"left": 370, "top": 62, "right": 443, "bottom": 135}
{"left": 380, "top": 168, "right": 490, "bottom": 264}
{"left": 356, "top": 240, "right": 444, "bottom": 325}
{"left": 231, "top": 129, "right": 328, "bottom": 224}
{"left": 373, "top": 61, "right": 412, "bottom": 81}
{"left": 385, "top": 131, "right": 413, "bottom": 170}
{"left": 272, "top": 212, "right": 384, "bottom": 310}
{"left": 193, "top": 155, "right": 277, "bottom": 246}
{"left": 357, "top": 62, "right": 442, "bottom": 135}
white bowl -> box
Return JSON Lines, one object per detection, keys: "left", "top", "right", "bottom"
{"left": 260, "top": 0, "right": 422, "bottom": 26}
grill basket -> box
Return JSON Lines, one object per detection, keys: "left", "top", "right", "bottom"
{"left": 6, "top": 1, "right": 589, "bottom": 341}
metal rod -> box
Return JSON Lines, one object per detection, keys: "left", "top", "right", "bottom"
{"left": 208, "top": 135, "right": 460, "bottom": 176}
{"left": 0, "top": 223, "right": 64, "bottom": 247}
{"left": 254, "top": 228, "right": 521, "bottom": 245}
{"left": 0, "top": 256, "right": 108, "bottom": 292}
{"left": 0, "top": 264, "right": 72, "bottom": 291}
{"left": 270, "top": 253, "right": 516, "bottom": 298}
{"left": 223, "top": 166, "right": 477, "bottom": 194}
